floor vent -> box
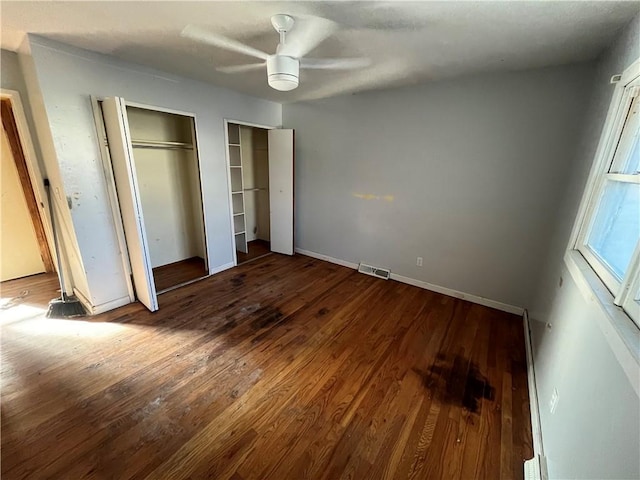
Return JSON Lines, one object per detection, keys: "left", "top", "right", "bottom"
{"left": 358, "top": 263, "right": 391, "bottom": 280}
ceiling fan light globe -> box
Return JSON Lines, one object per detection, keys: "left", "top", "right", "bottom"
{"left": 267, "top": 55, "right": 299, "bottom": 91}
{"left": 269, "top": 75, "right": 299, "bottom": 91}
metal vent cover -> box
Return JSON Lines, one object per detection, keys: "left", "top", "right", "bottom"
{"left": 358, "top": 262, "right": 391, "bottom": 280}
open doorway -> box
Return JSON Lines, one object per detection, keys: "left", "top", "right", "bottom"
{"left": 226, "top": 121, "right": 295, "bottom": 266}
{"left": 227, "top": 123, "right": 272, "bottom": 265}
{"left": 123, "top": 106, "right": 208, "bottom": 293}
{"left": 0, "top": 98, "right": 54, "bottom": 284}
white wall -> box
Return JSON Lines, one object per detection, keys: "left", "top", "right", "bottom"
{"left": 529, "top": 15, "right": 640, "bottom": 480}
{"left": 133, "top": 148, "right": 203, "bottom": 268}
{"left": 283, "top": 64, "right": 594, "bottom": 309}
{"left": 18, "top": 36, "right": 281, "bottom": 311}
{"left": 1, "top": 126, "right": 45, "bottom": 281}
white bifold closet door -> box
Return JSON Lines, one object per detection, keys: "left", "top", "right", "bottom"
{"left": 268, "top": 129, "right": 294, "bottom": 255}
{"left": 102, "top": 97, "right": 158, "bottom": 312}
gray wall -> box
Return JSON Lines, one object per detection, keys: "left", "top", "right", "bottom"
{"left": 530, "top": 15, "right": 640, "bottom": 480}
{"left": 2, "top": 50, "right": 27, "bottom": 95}
{"left": 19, "top": 36, "right": 282, "bottom": 310}
{"left": 283, "top": 64, "right": 594, "bottom": 309}
{"left": 1, "top": 49, "right": 45, "bottom": 172}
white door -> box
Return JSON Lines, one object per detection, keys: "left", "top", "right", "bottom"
{"left": 268, "top": 129, "right": 294, "bottom": 255}
{"left": 102, "top": 97, "right": 158, "bottom": 311}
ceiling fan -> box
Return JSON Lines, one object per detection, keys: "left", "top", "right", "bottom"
{"left": 181, "top": 14, "right": 370, "bottom": 91}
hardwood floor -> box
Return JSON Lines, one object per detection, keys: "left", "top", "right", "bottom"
{"left": 1, "top": 254, "right": 532, "bottom": 479}
{"left": 237, "top": 239, "right": 271, "bottom": 265}
{"left": 0, "top": 273, "right": 60, "bottom": 314}
{"left": 152, "top": 256, "right": 208, "bottom": 293}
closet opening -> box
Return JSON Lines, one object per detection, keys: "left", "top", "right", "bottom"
{"left": 98, "top": 99, "right": 209, "bottom": 310}
{"left": 227, "top": 123, "right": 272, "bottom": 265}
{"left": 125, "top": 106, "right": 208, "bottom": 293}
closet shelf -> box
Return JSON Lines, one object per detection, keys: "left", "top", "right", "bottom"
{"left": 228, "top": 143, "right": 240, "bottom": 147}
{"left": 231, "top": 190, "right": 243, "bottom": 195}
{"left": 235, "top": 231, "right": 246, "bottom": 236}
{"left": 130, "top": 139, "right": 194, "bottom": 150}
{"left": 233, "top": 213, "right": 244, "bottom": 217}
{"left": 243, "top": 187, "right": 268, "bottom": 192}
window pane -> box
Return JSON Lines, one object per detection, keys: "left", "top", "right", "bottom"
{"left": 611, "top": 95, "right": 639, "bottom": 174}
{"left": 587, "top": 180, "right": 640, "bottom": 280}
{"left": 620, "top": 131, "right": 640, "bottom": 174}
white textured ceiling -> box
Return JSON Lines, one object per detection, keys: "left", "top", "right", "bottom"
{"left": 1, "top": 1, "right": 638, "bottom": 102}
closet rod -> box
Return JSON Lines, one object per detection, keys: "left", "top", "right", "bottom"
{"left": 102, "top": 140, "right": 193, "bottom": 150}
{"left": 131, "top": 143, "right": 194, "bottom": 151}
{"left": 131, "top": 140, "right": 193, "bottom": 150}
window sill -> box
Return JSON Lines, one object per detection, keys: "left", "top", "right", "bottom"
{"left": 564, "top": 250, "right": 640, "bottom": 396}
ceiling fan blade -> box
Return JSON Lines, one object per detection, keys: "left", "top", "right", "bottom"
{"left": 217, "top": 63, "right": 266, "bottom": 74}
{"left": 181, "top": 25, "right": 270, "bottom": 61}
{"left": 300, "top": 58, "right": 371, "bottom": 70}
{"left": 278, "top": 16, "right": 337, "bottom": 58}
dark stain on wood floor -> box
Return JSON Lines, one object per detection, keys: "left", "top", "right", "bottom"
{"left": 230, "top": 273, "right": 246, "bottom": 287}
{"left": 414, "top": 353, "right": 495, "bottom": 414}
{"left": 1, "top": 254, "right": 532, "bottom": 480}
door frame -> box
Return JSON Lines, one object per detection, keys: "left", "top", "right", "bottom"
{"left": 0, "top": 89, "right": 56, "bottom": 274}
{"left": 223, "top": 119, "right": 276, "bottom": 266}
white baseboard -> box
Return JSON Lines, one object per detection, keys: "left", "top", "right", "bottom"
{"left": 523, "top": 310, "right": 548, "bottom": 480}
{"left": 295, "top": 248, "right": 524, "bottom": 315}
{"left": 390, "top": 272, "right": 524, "bottom": 315}
{"left": 295, "top": 248, "right": 359, "bottom": 270}
{"left": 209, "top": 261, "right": 235, "bottom": 275}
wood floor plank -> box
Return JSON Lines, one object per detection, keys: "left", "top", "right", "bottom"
{"left": 62, "top": 262, "right": 362, "bottom": 480}
{"left": 152, "top": 256, "right": 207, "bottom": 292}
{"left": 1, "top": 254, "right": 533, "bottom": 480}
{"left": 3, "top": 258, "right": 345, "bottom": 478}
{"left": 241, "top": 281, "right": 411, "bottom": 479}
{"left": 280, "top": 286, "right": 428, "bottom": 480}
{"left": 236, "top": 239, "right": 271, "bottom": 265}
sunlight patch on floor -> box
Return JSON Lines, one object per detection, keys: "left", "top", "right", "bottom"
{"left": 1, "top": 299, "right": 47, "bottom": 325}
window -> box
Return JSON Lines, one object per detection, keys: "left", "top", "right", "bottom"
{"left": 575, "top": 69, "right": 640, "bottom": 327}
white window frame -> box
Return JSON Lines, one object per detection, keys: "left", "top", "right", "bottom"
{"left": 574, "top": 68, "right": 640, "bottom": 326}
{"left": 565, "top": 58, "right": 640, "bottom": 393}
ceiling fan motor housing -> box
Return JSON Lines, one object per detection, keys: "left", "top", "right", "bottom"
{"left": 267, "top": 55, "right": 299, "bottom": 91}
